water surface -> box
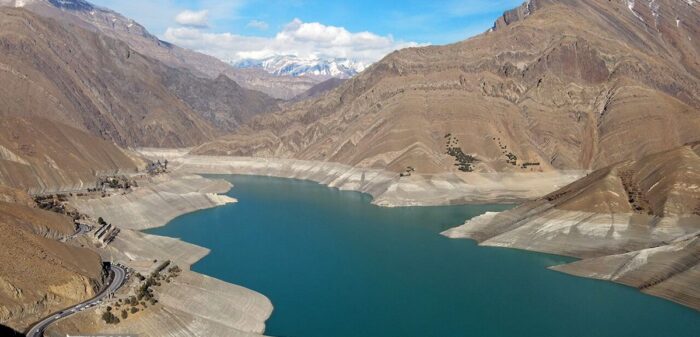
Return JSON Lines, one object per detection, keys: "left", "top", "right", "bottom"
{"left": 146, "top": 175, "right": 699, "bottom": 337}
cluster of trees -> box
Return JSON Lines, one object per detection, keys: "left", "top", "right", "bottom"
{"left": 98, "top": 175, "right": 136, "bottom": 190}
{"left": 146, "top": 160, "right": 169, "bottom": 175}
{"left": 506, "top": 152, "right": 517, "bottom": 165}
{"left": 520, "top": 162, "right": 540, "bottom": 169}
{"left": 447, "top": 146, "right": 478, "bottom": 172}
{"left": 445, "top": 134, "right": 478, "bottom": 172}
{"left": 101, "top": 307, "right": 120, "bottom": 324}
{"left": 105, "top": 262, "right": 183, "bottom": 324}
{"left": 34, "top": 195, "right": 68, "bottom": 214}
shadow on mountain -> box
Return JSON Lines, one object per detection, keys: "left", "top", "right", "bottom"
{"left": 0, "top": 324, "right": 25, "bottom": 337}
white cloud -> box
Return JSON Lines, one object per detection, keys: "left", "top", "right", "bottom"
{"left": 175, "top": 10, "right": 210, "bottom": 28}
{"left": 246, "top": 20, "right": 269, "bottom": 30}
{"left": 164, "top": 18, "right": 423, "bottom": 64}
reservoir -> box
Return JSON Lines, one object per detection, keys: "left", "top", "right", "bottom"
{"left": 146, "top": 175, "right": 700, "bottom": 337}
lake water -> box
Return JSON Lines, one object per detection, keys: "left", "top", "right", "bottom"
{"left": 145, "top": 175, "right": 699, "bottom": 337}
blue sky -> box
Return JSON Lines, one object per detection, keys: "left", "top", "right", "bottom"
{"left": 90, "top": 0, "right": 523, "bottom": 63}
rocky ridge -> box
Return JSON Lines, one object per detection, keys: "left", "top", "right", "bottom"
{"left": 0, "top": 7, "right": 278, "bottom": 147}
{"left": 194, "top": 0, "right": 700, "bottom": 175}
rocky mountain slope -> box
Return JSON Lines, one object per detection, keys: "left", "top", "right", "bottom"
{"left": 444, "top": 142, "right": 700, "bottom": 310}
{"left": 0, "top": 116, "right": 142, "bottom": 193}
{"left": 194, "top": 0, "right": 700, "bottom": 175}
{"left": 0, "top": 7, "right": 277, "bottom": 147}
{"left": 0, "top": 186, "right": 105, "bottom": 331}
{"left": 162, "top": 71, "right": 279, "bottom": 132}
{"left": 292, "top": 78, "right": 347, "bottom": 101}
{"left": 0, "top": 0, "right": 327, "bottom": 99}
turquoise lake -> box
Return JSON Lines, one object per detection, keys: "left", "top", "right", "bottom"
{"left": 145, "top": 175, "right": 700, "bottom": 337}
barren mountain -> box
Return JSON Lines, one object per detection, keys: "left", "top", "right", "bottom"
{"left": 292, "top": 78, "right": 347, "bottom": 102}
{"left": 0, "top": 0, "right": 326, "bottom": 99}
{"left": 195, "top": 0, "right": 700, "bottom": 175}
{"left": 0, "top": 186, "right": 104, "bottom": 331}
{"left": 0, "top": 7, "right": 278, "bottom": 147}
{"left": 162, "top": 71, "right": 279, "bottom": 132}
{"left": 444, "top": 141, "right": 700, "bottom": 310}
{"left": 0, "top": 116, "right": 142, "bottom": 193}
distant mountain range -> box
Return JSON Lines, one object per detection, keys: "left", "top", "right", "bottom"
{"left": 196, "top": 0, "right": 700, "bottom": 174}
{"left": 0, "top": 0, "right": 330, "bottom": 99}
{"left": 234, "top": 56, "right": 366, "bottom": 79}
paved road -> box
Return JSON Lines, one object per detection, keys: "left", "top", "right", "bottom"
{"left": 26, "top": 265, "right": 127, "bottom": 337}
{"left": 60, "top": 224, "right": 91, "bottom": 243}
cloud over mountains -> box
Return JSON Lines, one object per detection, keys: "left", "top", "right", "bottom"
{"left": 175, "top": 9, "right": 209, "bottom": 28}
{"left": 165, "top": 17, "right": 421, "bottom": 64}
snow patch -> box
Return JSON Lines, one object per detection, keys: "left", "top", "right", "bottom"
{"left": 234, "top": 55, "right": 366, "bottom": 78}
{"left": 649, "top": 0, "right": 660, "bottom": 27}
{"left": 626, "top": 0, "right": 645, "bottom": 22}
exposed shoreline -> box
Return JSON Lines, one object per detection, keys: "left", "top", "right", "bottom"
{"left": 52, "top": 151, "right": 697, "bottom": 336}
{"left": 132, "top": 151, "right": 699, "bottom": 313}
{"left": 49, "top": 150, "right": 583, "bottom": 336}
{"left": 442, "top": 204, "right": 700, "bottom": 312}
{"left": 53, "top": 173, "right": 272, "bottom": 337}
{"left": 137, "top": 148, "right": 584, "bottom": 207}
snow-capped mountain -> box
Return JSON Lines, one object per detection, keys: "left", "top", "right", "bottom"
{"left": 234, "top": 55, "right": 366, "bottom": 79}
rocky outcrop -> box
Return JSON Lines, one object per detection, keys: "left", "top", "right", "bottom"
{"left": 194, "top": 0, "right": 700, "bottom": 175}
{"left": 443, "top": 143, "right": 700, "bottom": 310}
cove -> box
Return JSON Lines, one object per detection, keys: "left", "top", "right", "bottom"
{"left": 145, "top": 175, "right": 700, "bottom": 337}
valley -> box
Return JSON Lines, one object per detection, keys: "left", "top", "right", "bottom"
{"left": 0, "top": 0, "right": 697, "bottom": 336}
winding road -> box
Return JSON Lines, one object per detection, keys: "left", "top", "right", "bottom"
{"left": 25, "top": 265, "right": 127, "bottom": 337}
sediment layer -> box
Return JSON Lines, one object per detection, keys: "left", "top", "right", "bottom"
{"left": 443, "top": 143, "right": 700, "bottom": 311}
{"left": 71, "top": 174, "right": 237, "bottom": 230}
{"left": 139, "top": 149, "right": 583, "bottom": 207}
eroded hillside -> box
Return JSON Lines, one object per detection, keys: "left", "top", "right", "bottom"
{"left": 444, "top": 142, "right": 700, "bottom": 310}
{"left": 0, "top": 7, "right": 277, "bottom": 147}
{"left": 194, "top": 0, "right": 700, "bottom": 174}
{"left": 0, "top": 187, "right": 104, "bottom": 331}
{"left": 0, "top": 117, "right": 142, "bottom": 193}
